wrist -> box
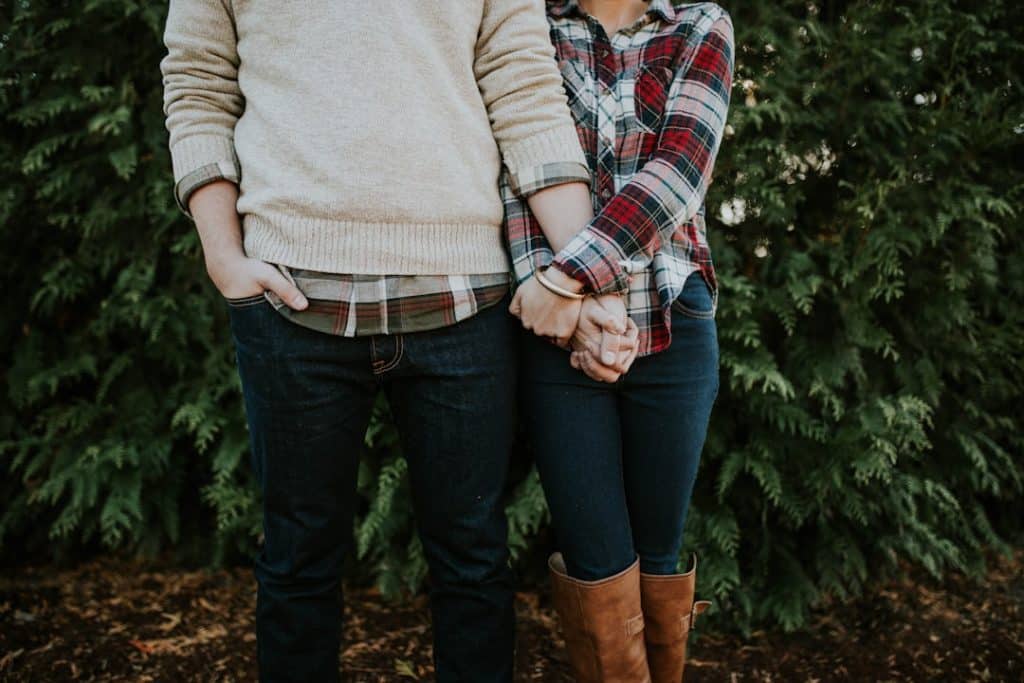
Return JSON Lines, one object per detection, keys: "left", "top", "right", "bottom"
{"left": 536, "top": 268, "right": 585, "bottom": 300}
{"left": 542, "top": 266, "right": 585, "bottom": 295}
{"left": 204, "top": 247, "right": 247, "bottom": 275}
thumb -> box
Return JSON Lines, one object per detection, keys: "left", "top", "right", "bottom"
{"left": 584, "top": 303, "right": 626, "bottom": 335}
{"left": 258, "top": 264, "right": 308, "bottom": 310}
{"left": 599, "top": 328, "right": 621, "bottom": 366}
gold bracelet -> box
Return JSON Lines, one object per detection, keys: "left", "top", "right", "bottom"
{"left": 536, "top": 268, "right": 585, "bottom": 300}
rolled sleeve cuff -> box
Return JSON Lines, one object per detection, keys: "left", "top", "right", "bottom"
{"left": 501, "top": 124, "right": 589, "bottom": 197}
{"left": 509, "top": 161, "right": 591, "bottom": 198}
{"left": 550, "top": 228, "right": 632, "bottom": 295}
{"left": 174, "top": 160, "right": 240, "bottom": 217}
{"left": 169, "top": 134, "right": 240, "bottom": 217}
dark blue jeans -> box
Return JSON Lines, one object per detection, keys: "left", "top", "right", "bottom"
{"left": 521, "top": 272, "right": 719, "bottom": 581}
{"left": 226, "top": 294, "right": 517, "bottom": 683}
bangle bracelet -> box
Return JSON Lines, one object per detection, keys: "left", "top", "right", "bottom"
{"left": 536, "top": 268, "right": 585, "bottom": 300}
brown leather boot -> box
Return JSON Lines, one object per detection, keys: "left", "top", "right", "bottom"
{"left": 639, "top": 555, "right": 711, "bottom": 683}
{"left": 548, "top": 553, "right": 651, "bottom": 683}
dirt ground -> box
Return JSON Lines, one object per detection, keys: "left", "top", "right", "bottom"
{"left": 1, "top": 551, "right": 1021, "bottom": 682}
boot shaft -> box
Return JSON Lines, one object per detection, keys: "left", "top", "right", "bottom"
{"left": 548, "top": 553, "right": 651, "bottom": 683}
{"left": 639, "top": 556, "right": 711, "bottom": 683}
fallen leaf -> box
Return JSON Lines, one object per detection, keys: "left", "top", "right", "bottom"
{"left": 395, "top": 658, "right": 419, "bottom": 679}
{"left": 157, "top": 612, "right": 182, "bottom": 633}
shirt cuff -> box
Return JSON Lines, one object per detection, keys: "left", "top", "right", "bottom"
{"left": 550, "top": 228, "right": 632, "bottom": 295}
{"left": 501, "top": 124, "right": 589, "bottom": 197}
{"left": 507, "top": 161, "right": 591, "bottom": 198}
{"left": 173, "top": 160, "right": 240, "bottom": 217}
{"left": 169, "top": 134, "right": 240, "bottom": 217}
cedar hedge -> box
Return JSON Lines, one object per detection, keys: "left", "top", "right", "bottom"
{"left": 1, "top": 1, "right": 1021, "bottom": 631}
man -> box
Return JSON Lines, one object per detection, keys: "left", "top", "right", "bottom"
{"left": 160, "top": 0, "right": 624, "bottom": 680}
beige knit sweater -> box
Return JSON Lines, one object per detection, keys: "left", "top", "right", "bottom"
{"left": 160, "top": 0, "right": 588, "bottom": 275}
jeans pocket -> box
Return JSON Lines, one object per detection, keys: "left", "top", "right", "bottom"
{"left": 224, "top": 292, "right": 269, "bottom": 308}
{"left": 672, "top": 272, "right": 715, "bottom": 319}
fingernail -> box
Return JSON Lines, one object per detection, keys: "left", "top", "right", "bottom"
{"left": 295, "top": 295, "right": 308, "bottom": 309}
{"left": 603, "top": 352, "right": 615, "bottom": 364}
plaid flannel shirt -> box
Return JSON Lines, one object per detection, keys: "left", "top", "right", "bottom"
{"left": 502, "top": 0, "right": 734, "bottom": 356}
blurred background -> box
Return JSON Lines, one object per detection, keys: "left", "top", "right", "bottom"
{"left": 1, "top": 0, "right": 1022, "bottom": 679}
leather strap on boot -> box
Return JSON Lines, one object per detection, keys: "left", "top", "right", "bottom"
{"left": 548, "top": 553, "right": 651, "bottom": 683}
{"left": 639, "top": 554, "right": 711, "bottom": 683}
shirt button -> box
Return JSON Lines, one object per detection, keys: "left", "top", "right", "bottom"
{"left": 601, "top": 189, "right": 613, "bottom": 200}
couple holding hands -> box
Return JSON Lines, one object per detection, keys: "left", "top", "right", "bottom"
{"left": 161, "top": 0, "right": 732, "bottom": 680}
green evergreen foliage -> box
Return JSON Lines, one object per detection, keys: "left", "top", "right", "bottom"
{"left": 1, "top": 1, "right": 1021, "bottom": 630}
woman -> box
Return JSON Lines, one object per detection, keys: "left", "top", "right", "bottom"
{"left": 503, "top": 1, "right": 734, "bottom": 680}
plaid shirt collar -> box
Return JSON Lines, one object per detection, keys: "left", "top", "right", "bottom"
{"left": 546, "top": 0, "right": 680, "bottom": 25}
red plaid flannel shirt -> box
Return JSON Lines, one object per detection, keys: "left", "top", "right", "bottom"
{"left": 502, "top": 0, "right": 734, "bottom": 355}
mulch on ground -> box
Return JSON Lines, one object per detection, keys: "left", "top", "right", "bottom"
{"left": 1, "top": 551, "right": 1021, "bottom": 682}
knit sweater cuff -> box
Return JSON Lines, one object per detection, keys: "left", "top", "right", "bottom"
{"left": 169, "top": 134, "right": 240, "bottom": 218}
{"left": 502, "top": 124, "right": 589, "bottom": 198}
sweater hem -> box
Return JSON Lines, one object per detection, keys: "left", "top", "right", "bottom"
{"left": 242, "top": 214, "right": 511, "bottom": 275}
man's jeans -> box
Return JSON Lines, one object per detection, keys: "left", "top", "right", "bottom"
{"left": 226, "top": 294, "right": 517, "bottom": 683}
{"left": 520, "top": 272, "right": 720, "bottom": 581}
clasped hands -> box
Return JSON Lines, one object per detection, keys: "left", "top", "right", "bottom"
{"left": 509, "top": 268, "right": 640, "bottom": 382}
